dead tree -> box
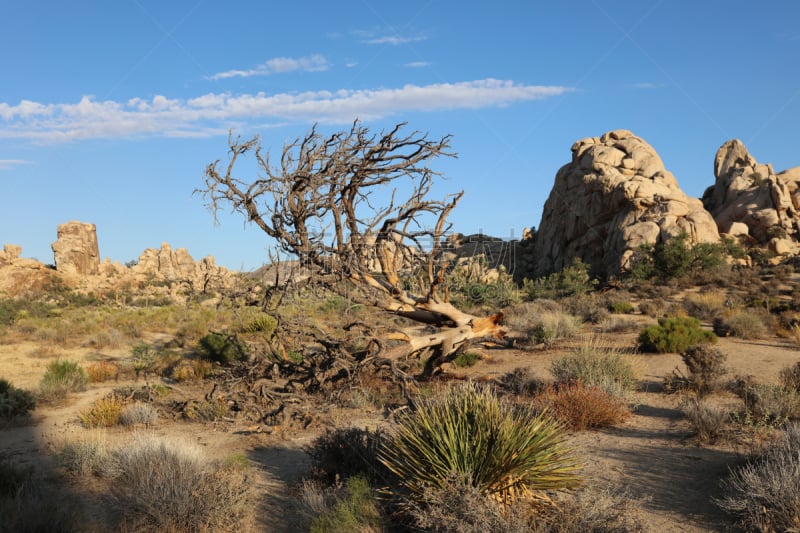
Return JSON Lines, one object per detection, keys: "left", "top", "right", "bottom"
{"left": 199, "top": 121, "right": 506, "bottom": 375}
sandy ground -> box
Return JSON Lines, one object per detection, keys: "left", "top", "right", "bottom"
{"left": 1, "top": 324, "right": 799, "bottom": 532}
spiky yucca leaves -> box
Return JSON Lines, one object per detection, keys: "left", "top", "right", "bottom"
{"left": 379, "top": 382, "right": 581, "bottom": 502}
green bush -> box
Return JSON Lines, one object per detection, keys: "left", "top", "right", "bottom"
{"left": 638, "top": 316, "right": 716, "bottom": 353}
{"left": 379, "top": 383, "right": 581, "bottom": 502}
{"left": 39, "top": 359, "right": 88, "bottom": 401}
{"left": 0, "top": 378, "right": 36, "bottom": 419}
{"left": 452, "top": 351, "right": 480, "bottom": 368}
{"left": 310, "top": 475, "right": 381, "bottom": 533}
{"left": 609, "top": 301, "right": 635, "bottom": 314}
{"left": 550, "top": 339, "right": 637, "bottom": 397}
{"left": 198, "top": 332, "right": 248, "bottom": 364}
{"left": 627, "top": 232, "right": 736, "bottom": 281}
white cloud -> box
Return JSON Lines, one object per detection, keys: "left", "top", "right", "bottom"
{"left": 0, "top": 159, "right": 31, "bottom": 170}
{"left": 0, "top": 79, "right": 572, "bottom": 143}
{"left": 405, "top": 61, "right": 431, "bottom": 68}
{"left": 208, "top": 54, "right": 330, "bottom": 81}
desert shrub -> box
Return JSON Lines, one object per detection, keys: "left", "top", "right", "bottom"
{"left": 780, "top": 361, "right": 800, "bottom": 392}
{"left": 86, "top": 360, "right": 119, "bottom": 383}
{"left": 717, "top": 422, "right": 800, "bottom": 532}
{"left": 713, "top": 309, "right": 768, "bottom": 339}
{"left": 379, "top": 383, "right": 580, "bottom": 502}
{"left": 171, "top": 359, "right": 214, "bottom": 382}
{"left": 0, "top": 378, "right": 36, "bottom": 419}
{"left": 680, "top": 396, "right": 729, "bottom": 442}
{"left": 452, "top": 351, "right": 480, "bottom": 368}
{"left": 104, "top": 434, "right": 256, "bottom": 532}
{"left": 39, "top": 359, "right": 88, "bottom": 401}
{"left": 682, "top": 291, "right": 727, "bottom": 321}
{"left": 550, "top": 339, "right": 637, "bottom": 397}
{"left": 79, "top": 395, "right": 125, "bottom": 428}
{"left": 130, "top": 342, "right": 157, "bottom": 379}
{"left": 529, "top": 310, "right": 582, "bottom": 347}
{"left": 638, "top": 299, "right": 669, "bottom": 318}
{"left": 58, "top": 433, "right": 108, "bottom": 476}
{"left": 119, "top": 403, "right": 159, "bottom": 427}
{"left": 406, "top": 471, "right": 532, "bottom": 532}
{"left": 183, "top": 398, "right": 228, "bottom": 421}
{"left": 306, "top": 427, "right": 388, "bottom": 485}
{"left": 523, "top": 258, "right": 596, "bottom": 300}
{"left": 239, "top": 312, "right": 277, "bottom": 335}
{"left": 669, "top": 345, "right": 728, "bottom": 397}
{"left": 608, "top": 301, "right": 634, "bottom": 314}
{"left": 740, "top": 384, "right": 800, "bottom": 424}
{"left": 310, "top": 475, "right": 381, "bottom": 533}
{"left": 532, "top": 382, "right": 630, "bottom": 431}
{"left": 596, "top": 315, "right": 639, "bottom": 333}
{"left": 562, "top": 294, "right": 609, "bottom": 324}
{"left": 197, "top": 332, "right": 248, "bottom": 364}
{"left": 498, "top": 367, "right": 544, "bottom": 396}
{"left": 637, "top": 315, "right": 716, "bottom": 353}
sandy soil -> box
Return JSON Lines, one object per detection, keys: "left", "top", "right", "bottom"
{"left": 1, "top": 324, "right": 799, "bottom": 532}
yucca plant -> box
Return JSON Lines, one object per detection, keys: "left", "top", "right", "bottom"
{"left": 379, "top": 382, "right": 581, "bottom": 502}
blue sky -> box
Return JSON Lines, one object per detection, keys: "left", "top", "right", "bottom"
{"left": 1, "top": 1, "right": 798, "bottom": 271}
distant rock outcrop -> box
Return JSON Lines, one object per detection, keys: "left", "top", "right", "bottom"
{"left": 703, "top": 139, "right": 800, "bottom": 255}
{"left": 534, "top": 130, "right": 720, "bottom": 278}
{"left": 130, "top": 242, "right": 232, "bottom": 293}
{"left": 51, "top": 221, "right": 100, "bottom": 275}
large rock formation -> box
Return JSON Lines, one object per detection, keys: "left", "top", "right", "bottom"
{"left": 703, "top": 139, "right": 800, "bottom": 255}
{"left": 534, "top": 130, "right": 720, "bottom": 278}
{"left": 51, "top": 221, "right": 100, "bottom": 275}
{"left": 131, "top": 242, "right": 232, "bottom": 293}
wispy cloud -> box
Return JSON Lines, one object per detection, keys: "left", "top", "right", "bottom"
{"left": 633, "top": 82, "right": 664, "bottom": 89}
{"left": 365, "top": 35, "right": 426, "bottom": 45}
{"left": 405, "top": 61, "right": 431, "bottom": 68}
{"left": 208, "top": 54, "right": 330, "bottom": 81}
{"left": 0, "top": 79, "right": 572, "bottom": 143}
{"left": 0, "top": 159, "right": 32, "bottom": 170}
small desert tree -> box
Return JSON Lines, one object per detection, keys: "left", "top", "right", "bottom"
{"left": 199, "top": 121, "right": 506, "bottom": 375}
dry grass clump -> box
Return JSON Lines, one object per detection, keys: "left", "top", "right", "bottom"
{"left": 713, "top": 309, "right": 769, "bottom": 339}
{"left": 682, "top": 291, "right": 727, "bottom": 321}
{"left": 780, "top": 361, "right": 800, "bottom": 392}
{"left": 0, "top": 458, "right": 76, "bottom": 531}
{"left": 78, "top": 395, "right": 125, "bottom": 428}
{"left": 87, "top": 360, "right": 119, "bottom": 383}
{"left": 740, "top": 383, "right": 800, "bottom": 424}
{"left": 680, "top": 396, "right": 729, "bottom": 443}
{"left": 119, "top": 403, "right": 159, "bottom": 427}
{"left": 550, "top": 337, "right": 638, "bottom": 397}
{"left": 717, "top": 422, "right": 800, "bottom": 532}
{"left": 497, "top": 367, "right": 545, "bottom": 396}
{"left": 532, "top": 382, "right": 631, "bottom": 431}
{"left": 595, "top": 315, "right": 639, "bottom": 333}
{"left": 505, "top": 300, "right": 581, "bottom": 347}
{"left": 306, "top": 475, "right": 382, "bottom": 533}
{"left": 104, "top": 434, "right": 257, "bottom": 532}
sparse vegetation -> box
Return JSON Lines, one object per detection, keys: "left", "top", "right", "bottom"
{"left": 309, "top": 475, "right": 381, "bottom": 533}
{"left": 638, "top": 315, "right": 717, "bottom": 353}
{"left": 664, "top": 345, "right": 728, "bottom": 396}
{"left": 86, "top": 360, "right": 119, "bottom": 382}
{"left": 119, "top": 402, "right": 159, "bottom": 426}
{"left": 713, "top": 309, "right": 769, "bottom": 339}
{"left": 452, "top": 350, "right": 480, "bottom": 367}
{"left": 680, "top": 396, "right": 729, "bottom": 442}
